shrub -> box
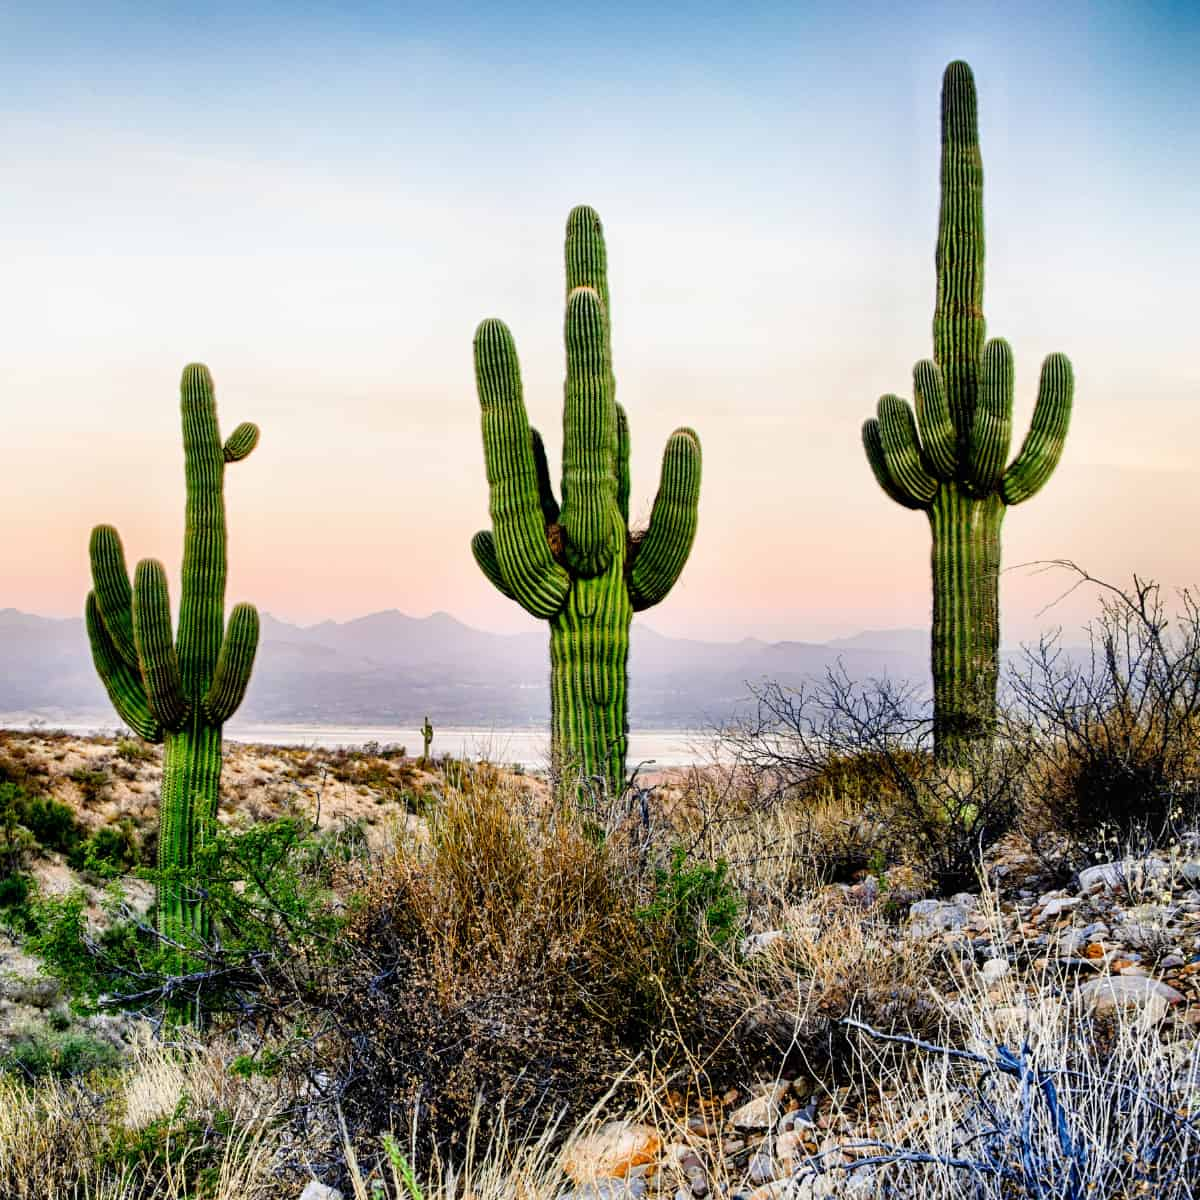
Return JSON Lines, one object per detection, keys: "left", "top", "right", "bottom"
{"left": 116, "top": 737, "right": 155, "bottom": 764}
{"left": 1, "top": 1030, "right": 121, "bottom": 1079}
{"left": 722, "top": 671, "right": 1026, "bottom": 892}
{"left": 1014, "top": 570, "right": 1200, "bottom": 855}
{"left": 0, "top": 781, "right": 83, "bottom": 861}
{"left": 69, "top": 818, "right": 141, "bottom": 876}
{"left": 68, "top": 766, "right": 110, "bottom": 805}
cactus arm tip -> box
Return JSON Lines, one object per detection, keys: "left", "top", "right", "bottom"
{"left": 224, "top": 421, "right": 260, "bottom": 463}
{"left": 877, "top": 394, "right": 939, "bottom": 506}
{"left": 89, "top": 523, "right": 139, "bottom": 669}
{"left": 968, "top": 337, "right": 1015, "bottom": 492}
{"left": 86, "top": 590, "right": 163, "bottom": 742}
{"left": 475, "top": 317, "right": 571, "bottom": 618}
{"left": 565, "top": 205, "right": 609, "bottom": 310}
{"left": 862, "top": 417, "right": 926, "bottom": 511}
{"left": 470, "top": 530, "right": 517, "bottom": 602}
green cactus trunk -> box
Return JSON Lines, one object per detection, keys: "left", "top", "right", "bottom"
{"left": 860, "top": 61, "right": 1074, "bottom": 762}
{"left": 158, "top": 716, "right": 223, "bottom": 944}
{"left": 928, "top": 484, "right": 1005, "bottom": 756}
{"left": 86, "top": 365, "right": 260, "bottom": 1003}
{"left": 548, "top": 558, "right": 632, "bottom": 797}
{"left": 471, "top": 207, "right": 701, "bottom": 799}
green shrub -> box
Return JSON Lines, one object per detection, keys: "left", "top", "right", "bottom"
{"left": 0, "top": 1030, "right": 121, "bottom": 1079}
{"left": 0, "top": 781, "right": 83, "bottom": 861}
{"left": 115, "top": 738, "right": 154, "bottom": 764}
{"left": 636, "top": 845, "right": 742, "bottom": 977}
{"left": 69, "top": 819, "right": 141, "bottom": 876}
{"left": 68, "top": 767, "right": 109, "bottom": 805}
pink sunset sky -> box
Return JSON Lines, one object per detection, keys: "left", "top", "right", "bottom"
{"left": 2, "top": 3, "right": 1197, "bottom": 646}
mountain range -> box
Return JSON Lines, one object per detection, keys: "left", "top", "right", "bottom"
{"left": 0, "top": 607, "right": 934, "bottom": 729}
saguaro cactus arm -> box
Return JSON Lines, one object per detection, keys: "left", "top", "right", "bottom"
{"left": 968, "top": 338, "right": 1015, "bottom": 492}
{"left": 876, "top": 395, "right": 939, "bottom": 505}
{"left": 470, "top": 531, "right": 517, "bottom": 601}
{"left": 203, "top": 602, "right": 260, "bottom": 722}
{"left": 1001, "top": 354, "right": 1074, "bottom": 505}
{"left": 223, "top": 421, "right": 260, "bottom": 463}
{"left": 913, "top": 360, "right": 956, "bottom": 479}
{"left": 629, "top": 428, "right": 702, "bottom": 611}
{"left": 475, "top": 319, "right": 571, "bottom": 619}
{"left": 132, "top": 559, "right": 190, "bottom": 730}
{"left": 85, "top": 591, "right": 162, "bottom": 741}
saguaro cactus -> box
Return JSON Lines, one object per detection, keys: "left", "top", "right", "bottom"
{"left": 421, "top": 715, "right": 434, "bottom": 764}
{"left": 472, "top": 206, "right": 702, "bottom": 797}
{"left": 861, "top": 61, "right": 1074, "bottom": 760}
{"left": 86, "top": 364, "right": 260, "bottom": 950}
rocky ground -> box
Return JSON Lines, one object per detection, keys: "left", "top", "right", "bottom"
{"left": 3, "top": 731, "right": 1199, "bottom": 1199}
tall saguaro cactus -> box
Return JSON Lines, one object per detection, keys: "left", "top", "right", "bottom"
{"left": 86, "top": 364, "right": 260, "bottom": 951}
{"left": 472, "top": 206, "right": 702, "bottom": 797}
{"left": 861, "top": 61, "right": 1074, "bottom": 760}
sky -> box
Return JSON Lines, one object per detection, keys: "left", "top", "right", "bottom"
{"left": 1, "top": 0, "right": 1198, "bottom": 645}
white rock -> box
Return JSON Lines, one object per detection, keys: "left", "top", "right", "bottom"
{"left": 1036, "top": 896, "right": 1080, "bottom": 924}
{"left": 1079, "top": 858, "right": 1168, "bottom": 893}
{"left": 980, "top": 958, "right": 1010, "bottom": 984}
{"left": 729, "top": 1083, "right": 789, "bottom": 1131}
{"left": 1076, "top": 976, "right": 1185, "bottom": 1024}
{"left": 741, "top": 930, "right": 787, "bottom": 957}
{"left": 299, "top": 1184, "right": 343, "bottom": 1200}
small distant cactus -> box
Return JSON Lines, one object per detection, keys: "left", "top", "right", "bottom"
{"left": 421, "top": 715, "right": 433, "bottom": 764}
{"left": 86, "top": 365, "right": 259, "bottom": 959}
{"left": 861, "top": 61, "right": 1074, "bottom": 760}
{"left": 472, "top": 206, "right": 702, "bottom": 797}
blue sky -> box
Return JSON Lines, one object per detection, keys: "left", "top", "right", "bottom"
{"left": 2, "top": 1, "right": 1197, "bottom": 641}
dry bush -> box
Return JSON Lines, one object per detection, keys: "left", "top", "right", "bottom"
{"left": 256, "top": 764, "right": 740, "bottom": 1173}
{"left": 720, "top": 671, "right": 1026, "bottom": 892}
{"left": 1014, "top": 569, "right": 1200, "bottom": 865}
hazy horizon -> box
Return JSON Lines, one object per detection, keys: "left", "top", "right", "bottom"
{"left": 3, "top": 1, "right": 1197, "bottom": 645}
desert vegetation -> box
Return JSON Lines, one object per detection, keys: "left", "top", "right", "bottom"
{"left": 1, "top": 52, "right": 1195, "bottom": 1200}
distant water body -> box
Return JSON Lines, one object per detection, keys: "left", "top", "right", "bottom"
{"left": 2, "top": 717, "right": 714, "bottom": 769}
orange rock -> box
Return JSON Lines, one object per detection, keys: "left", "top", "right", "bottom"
{"left": 1085, "top": 942, "right": 1105, "bottom": 959}
{"left": 563, "top": 1122, "right": 663, "bottom": 1183}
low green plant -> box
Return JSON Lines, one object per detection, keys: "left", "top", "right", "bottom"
{"left": 0, "top": 1029, "right": 121, "bottom": 1079}
{"left": 636, "top": 845, "right": 741, "bottom": 977}
{"left": 68, "top": 766, "right": 110, "bottom": 805}
{"left": 69, "top": 819, "right": 141, "bottom": 877}
{"left": 115, "top": 737, "right": 155, "bottom": 764}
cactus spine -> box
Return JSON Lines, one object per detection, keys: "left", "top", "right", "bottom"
{"left": 861, "top": 62, "right": 1074, "bottom": 760}
{"left": 472, "top": 206, "right": 702, "bottom": 797}
{"left": 421, "top": 715, "right": 433, "bottom": 764}
{"left": 86, "top": 365, "right": 260, "bottom": 957}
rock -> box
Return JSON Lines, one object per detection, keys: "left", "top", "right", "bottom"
{"left": 1079, "top": 858, "right": 1168, "bottom": 893}
{"left": 565, "top": 1180, "right": 648, "bottom": 1200}
{"left": 299, "top": 1184, "right": 343, "bottom": 1200}
{"left": 730, "top": 1084, "right": 788, "bottom": 1131}
{"left": 980, "top": 958, "right": 1009, "bottom": 985}
{"left": 564, "top": 1122, "right": 662, "bottom": 1183}
{"left": 1036, "top": 896, "right": 1080, "bottom": 924}
{"left": 1076, "top": 976, "right": 1185, "bottom": 1024}
{"left": 747, "top": 1152, "right": 777, "bottom": 1185}
{"left": 741, "top": 930, "right": 786, "bottom": 958}
{"left": 908, "top": 899, "right": 970, "bottom": 935}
